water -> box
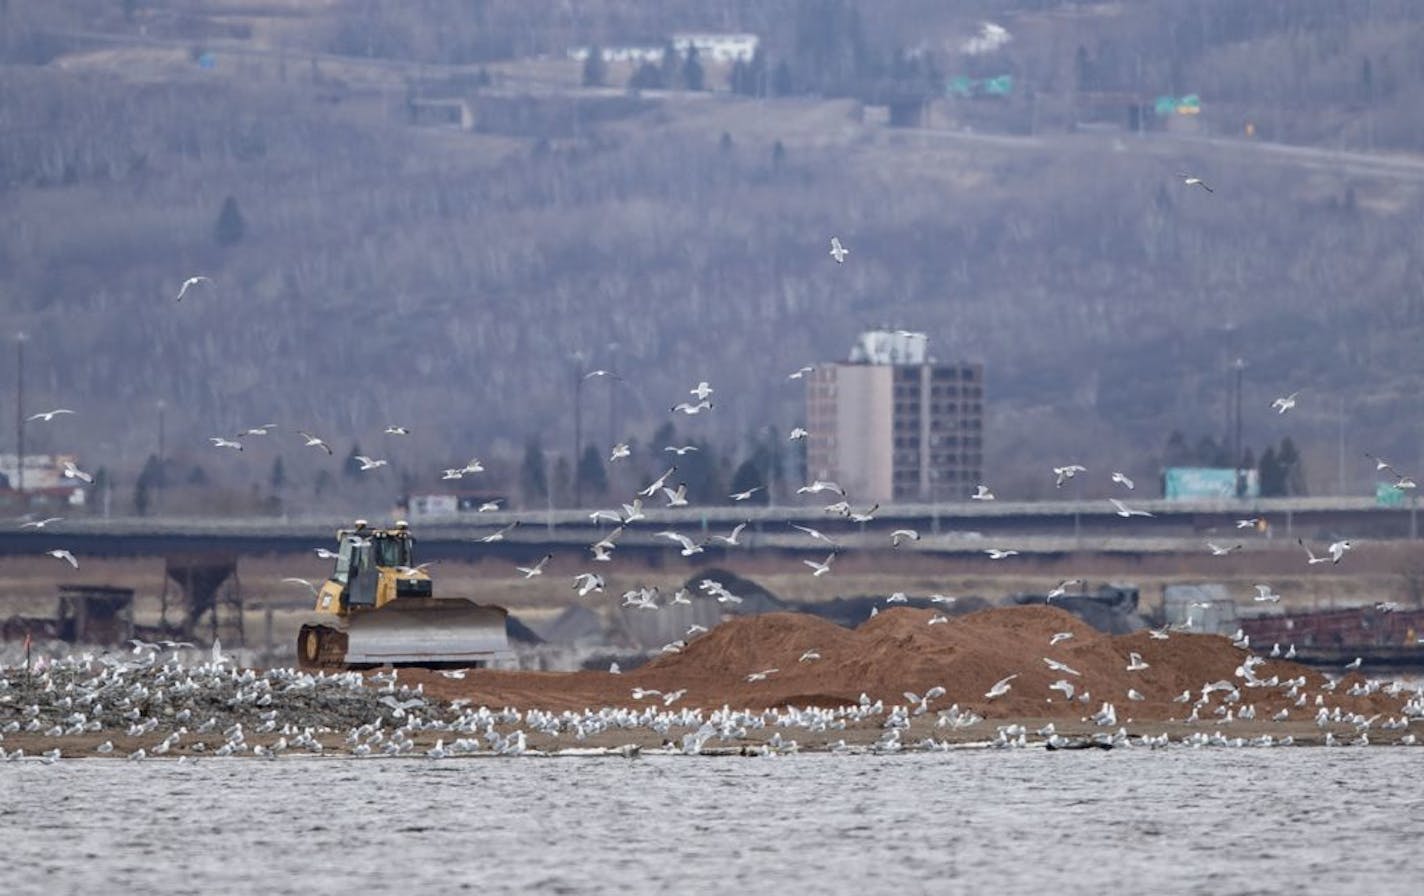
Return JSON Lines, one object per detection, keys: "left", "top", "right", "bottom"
{"left": 3, "top": 749, "right": 1420, "bottom": 895}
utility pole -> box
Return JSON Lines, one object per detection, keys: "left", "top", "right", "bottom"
{"left": 15, "top": 331, "right": 25, "bottom": 494}
{"left": 1232, "top": 358, "right": 1245, "bottom": 467}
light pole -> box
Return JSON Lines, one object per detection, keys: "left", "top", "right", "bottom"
{"left": 156, "top": 399, "right": 166, "bottom": 513}
{"left": 572, "top": 352, "right": 587, "bottom": 508}
{"left": 1336, "top": 395, "right": 1346, "bottom": 495}
{"left": 575, "top": 363, "right": 617, "bottom": 509}
{"left": 605, "top": 341, "right": 620, "bottom": 449}
{"left": 1232, "top": 358, "right": 1245, "bottom": 491}
{"left": 541, "top": 447, "right": 558, "bottom": 533}
{"left": 14, "top": 331, "right": 25, "bottom": 494}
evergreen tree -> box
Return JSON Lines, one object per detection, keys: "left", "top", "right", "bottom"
{"left": 1279, "top": 437, "right": 1307, "bottom": 496}
{"left": 677, "top": 440, "right": 722, "bottom": 503}
{"left": 520, "top": 437, "right": 547, "bottom": 504}
{"left": 750, "top": 425, "right": 786, "bottom": 499}
{"left": 552, "top": 456, "right": 571, "bottom": 507}
{"left": 137, "top": 454, "right": 162, "bottom": 490}
{"left": 342, "top": 443, "right": 365, "bottom": 478}
{"left": 660, "top": 41, "right": 681, "bottom": 88}
{"left": 789, "top": 437, "right": 808, "bottom": 486}
{"left": 313, "top": 468, "right": 332, "bottom": 498}
{"left": 134, "top": 456, "right": 161, "bottom": 516}
{"left": 577, "top": 443, "right": 608, "bottom": 499}
{"left": 731, "top": 48, "right": 769, "bottom": 96}
{"left": 581, "top": 46, "right": 606, "bottom": 87}
{"left": 651, "top": 420, "right": 678, "bottom": 452}
{"left": 1193, "top": 434, "right": 1226, "bottom": 467}
{"left": 88, "top": 467, "right": 110, "bottom": 511}
{"left": 1163, "top": 430, "right": 1190, "bottom": 467}
{"left": 134, "top": 478, "right": 150, "bottom": 516}
{"left": 771, "top": 140, "right": 787, "bottom": 170}
{"left": 772, "top": 61, "right": 794, "bottom": 96}
{"left": 1075, "top": 45, "right": 1093, "bottom": 92}
{"left": 728, "top": 59, "right": 748, "bottom": 94}
{"left": 628, "top": 61, "right": 664, "bottom": 90}
{"left": 1258, "top": 446, "right": 1283, "bottom": 496}
{"left": 214, "top": 195, "right": 246, "bottom": 246}
{"left": 682, "top": 45, "right": 704, "bottom": 91}
{"left": 270, "top": 456, "right": 286, "bottom": 492}
{"left": 719, "top": 131, "right": 734, "bottom": 153}
{"left": 729, "top": 459, "right": 769, "bottom": 505}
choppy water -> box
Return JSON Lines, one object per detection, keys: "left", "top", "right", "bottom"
{"left": 3, "top": 749, "right": 1421, "bottom": 895}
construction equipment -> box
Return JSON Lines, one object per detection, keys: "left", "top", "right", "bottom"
{"left": 297, "top": 520, "right": 508, "bottom": 669}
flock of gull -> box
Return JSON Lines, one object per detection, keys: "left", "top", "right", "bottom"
{"left": 7, "top": 173, "right": 1424, "bottom": 759}
{"left": 3, "top": 632, "right": 1421, "bottom": 762}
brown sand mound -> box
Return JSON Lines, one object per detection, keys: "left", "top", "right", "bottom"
{"left": 409, "top": 606, "right": 1408, "bottom": 720}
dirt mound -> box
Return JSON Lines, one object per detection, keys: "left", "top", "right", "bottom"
{"left": 416, "top": 605, "right": 1410, "bottom": 720}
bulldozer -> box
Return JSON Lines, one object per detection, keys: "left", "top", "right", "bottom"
{"left": 297, "top": 520, "right": 508, "bottom": 670}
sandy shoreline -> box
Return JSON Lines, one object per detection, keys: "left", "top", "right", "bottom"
{"left": 2, "top": 714, "right": 1420, "bottom": 760}
{"left": 4, "top": 607, "right": 1420, "bottom": 759}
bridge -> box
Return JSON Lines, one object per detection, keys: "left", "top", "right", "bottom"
{"left": 2, "top": 496, "right": 1417, "bottom": 563}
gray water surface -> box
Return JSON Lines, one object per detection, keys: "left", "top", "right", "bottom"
{"left": 3, "top": 749, "right": 1421, "bottom": 895}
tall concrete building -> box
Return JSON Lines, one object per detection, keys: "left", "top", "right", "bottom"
{"left": 805, "top": 330, "right": 983, "bottom": 504}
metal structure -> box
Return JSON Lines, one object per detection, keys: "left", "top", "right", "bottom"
{"left": 162, "top": 553, "right": 243, "bottom": 645}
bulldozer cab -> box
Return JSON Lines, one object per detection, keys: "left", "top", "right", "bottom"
{"left": 370, "top": 532, "right": 413, "bottom": 569}
{"left": 332, "top": 528, "right": 415, "bottom": 609}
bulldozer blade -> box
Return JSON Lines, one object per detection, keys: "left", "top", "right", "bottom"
{"left": 343, "top": 598, "right": 509, "bottom": 665}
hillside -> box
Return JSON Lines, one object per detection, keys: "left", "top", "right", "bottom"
{"left": 2, "top": 1, "right": 1424, "bottom": 513}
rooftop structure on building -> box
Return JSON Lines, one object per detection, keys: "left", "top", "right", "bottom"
{"left": 805, "top": 330, "right": 983, "bottom": 505}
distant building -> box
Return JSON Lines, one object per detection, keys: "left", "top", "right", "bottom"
{"left": 0, "top": 453, "right": 85, "bottom": 495}
{"left": 670, "top": 33, "right": 759, "bottom": 63}
{"left": 0, "top": 454, "right": 87, "bottom": 513}
{"left": 805, "top": 331, "right": 983, "bottom": 504}
{"left": 569, "top": 33, "right": 759, "bottom": 66}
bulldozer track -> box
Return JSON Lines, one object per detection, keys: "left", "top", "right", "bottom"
{"left": 297, "top": 624, "right": 351, "bottom": 671}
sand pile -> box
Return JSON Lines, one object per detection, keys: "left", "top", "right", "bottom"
{"left": 412, "top": 606, "right": 1410, "bottom": 720}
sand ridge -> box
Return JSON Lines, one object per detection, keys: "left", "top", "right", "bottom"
{"left": 407, "top": 605, "right": 1407, "bottom": 722}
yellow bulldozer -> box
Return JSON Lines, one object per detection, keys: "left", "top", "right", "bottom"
{"left": 297, "top": 520, "right": 508, "bottom": 670}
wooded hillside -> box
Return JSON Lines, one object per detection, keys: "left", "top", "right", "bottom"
{"left": 2, "top": 1, "right": 1422, "bottom": 512}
